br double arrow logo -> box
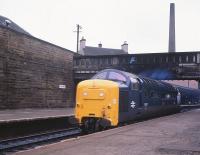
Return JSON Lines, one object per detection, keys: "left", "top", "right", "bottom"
{"left": 130, "top": 101, "right": 136, "bottom": 109}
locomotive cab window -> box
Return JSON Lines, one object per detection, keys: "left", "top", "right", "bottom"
{"left": 108, "top": 71, "right": 127, "bottom": 83}
{"left": 92, "top": 72, "right": 107, "bottom": 79}
{"left": 130, "top": 78, "right": 140, "bottom": 90}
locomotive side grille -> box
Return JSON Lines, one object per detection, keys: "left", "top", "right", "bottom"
{"left": 119, "top": 91, "right": 129, "bottom": 112}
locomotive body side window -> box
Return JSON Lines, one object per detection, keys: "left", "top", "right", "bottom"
{"left": 108, "top": 71, "right": 127, "bottom": 83}
{"left": 130, "top": 78, "right": 140, "bottom": 90}
{"left": 92, "top": 72, "right": 107, "bottom": 79}
{"left": 165, "top": 94, "right": 171, "bottom": 99}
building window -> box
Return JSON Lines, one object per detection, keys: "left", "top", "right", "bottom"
{"left": 75, "top": 60, "right": 79, "bottom": 66}
{"left": 193, "top": 55, "right": 196, "bottom": 62}
{"left": 137, "top": 57, "right": 140, "bottom": 63}
{"left": 90, "top": 59, "right": 94, "bottom": 65}
{"left": 140, "top": 57, "right": 143, "bottom": 63}
{"left": 86, "top": 61, "right": 88, "bottom": 66}
{"left": 186, "top": 56, "right": 189, "bottom": 62}
{"left": 102, "top": 58, "right": 106, "bottom": 65}
{"left": 179, "top": 56, "right": 182, "bottom": 63}
{"left": 95, "top": 59, "right": 98, "bottom": 65}
{"left": 108, "top": 58, "right": 111, "bottom": 64}
{"left": 81, "top": 60, "right": 84, "bottom": 65}
{"left": 112, "top": 57, "right": 119, "bottom": 65}
{"left": 99, "top": 59, "right": 103, "bottom": 65}
{"left": 123, "top": 58, "right": 126, "bottom": 64}
{"left": 146, "top": 58, "right": 149, "bottom": 63}
{"left": 166, "top": 57, "right": 168, "bottom": 63}
{"left": 197, "top": 54, "right": 200, "bottom": 63}
{"left": 105, "top": 58, "right": 108, "bottom": 64}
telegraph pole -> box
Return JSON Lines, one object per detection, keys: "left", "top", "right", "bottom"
{"left": 74, "top": 24, "right": 82, "bottom": 53}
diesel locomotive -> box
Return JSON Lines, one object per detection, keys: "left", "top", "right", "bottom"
{"left": 75, "top": 69, "right": 200, "bottom": 132}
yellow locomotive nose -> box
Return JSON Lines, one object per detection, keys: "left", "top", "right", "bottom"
{"left": 75, "top": 79, "right": 119, "bottom": 126}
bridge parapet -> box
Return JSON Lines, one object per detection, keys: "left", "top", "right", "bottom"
{"left": 73, "top": 52, "right": 200, "bottom": 81}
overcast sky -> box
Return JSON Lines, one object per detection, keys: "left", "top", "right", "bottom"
{"left": 1, "top": 0, "right": 200, "bottom": 53}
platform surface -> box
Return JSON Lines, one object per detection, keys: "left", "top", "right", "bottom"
{"left": 0, "top": 108, "right": 74, "bottom": 123}
{"left": 16, "top": 109, "right": 200, "bottom": 155}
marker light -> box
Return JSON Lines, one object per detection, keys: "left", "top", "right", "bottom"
{"left": 99, "top": 92, "right": 104, "bottom": 97}
{"left": 83, "top": 92, "right": 88, "bottom": 96}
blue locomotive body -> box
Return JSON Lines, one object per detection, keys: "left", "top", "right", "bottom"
{"left": 92, "top": 69, "right": 180, "bottom": 124}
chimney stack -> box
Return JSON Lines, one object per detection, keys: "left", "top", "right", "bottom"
{"left": 98, "top": 42, "right": 102, "bottom": 48}
{"left": 168, "top": 3, "right": 176, "bottom": 53}
{"left": 121, "top": 41, "right": 128, "bottom": 53}
{"left": 79, "top": 37, "right": 86, "bottom": 55}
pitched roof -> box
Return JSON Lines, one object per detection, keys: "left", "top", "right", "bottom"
{"left": 82, "top": 46, "right": 127, "bottom": 56}
{"left": 0, "top": 15, "right": 31, "bottom": 36}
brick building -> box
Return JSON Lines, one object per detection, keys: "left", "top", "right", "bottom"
{"left": 0, "top": 16, "right": 75, "bottom": 109}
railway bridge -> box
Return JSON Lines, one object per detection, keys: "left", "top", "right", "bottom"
{"left": 73, "top": 52, "right": 200, "bottom": 88}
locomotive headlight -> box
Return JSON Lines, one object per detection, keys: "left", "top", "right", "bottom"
{"left": 112, "top": 99, "right": 117, "bottom": 104}
{"left": 99, "top": 92, "right": 104, "bottom": 97}
{"left": 83, "top": 92, "right": 88, "bottom": 96}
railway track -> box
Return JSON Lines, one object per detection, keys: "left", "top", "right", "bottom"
{"left": 0, "top": 127, "right": 81, "bottom": 153}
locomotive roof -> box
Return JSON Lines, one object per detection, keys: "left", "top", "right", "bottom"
{"left": 96, "top": 69, "right": 177, "bottom": 92}
{"left": 97, "top": 69, "right": 138, "bottom": 78}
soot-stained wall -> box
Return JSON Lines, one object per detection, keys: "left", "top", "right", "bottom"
{"left": 0, "top": 26, "right": 75, "bottom": 109}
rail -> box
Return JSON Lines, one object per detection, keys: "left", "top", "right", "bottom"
{"left": 0, "top": 127, "right": 81, "bottom": 153}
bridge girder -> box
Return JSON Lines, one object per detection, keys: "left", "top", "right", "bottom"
{"left": 73, "top": 52, "right": 200, "bottom": 81}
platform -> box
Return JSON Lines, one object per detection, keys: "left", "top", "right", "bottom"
{"left": 0, "top": 108, "right": 74, "bottom": 123}
{"left": 16, "top": 109, "right": 200, "bottom": 155}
